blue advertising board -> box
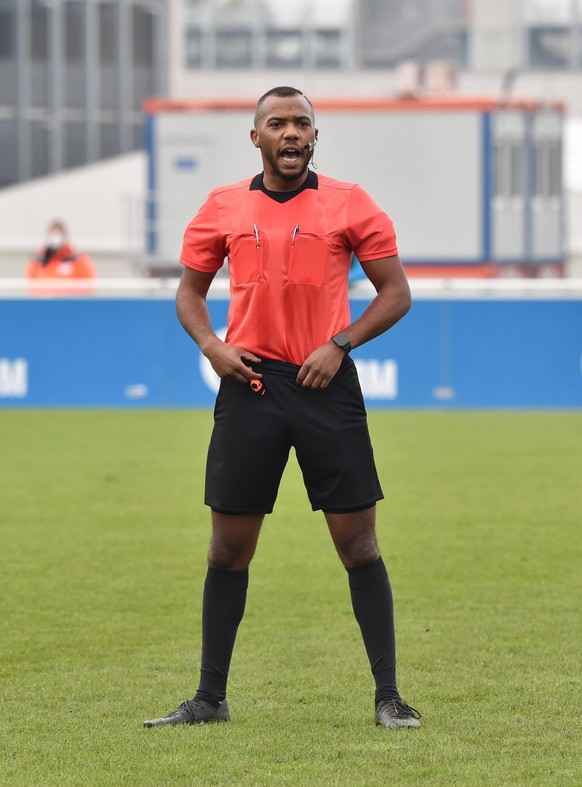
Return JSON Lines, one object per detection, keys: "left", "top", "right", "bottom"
{"left": 0, "top": 297, "right": 580, "bottom": 408}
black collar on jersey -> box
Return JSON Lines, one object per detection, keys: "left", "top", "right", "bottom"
{"left": 250, "top": 170, "right": 318, "bottom": 203}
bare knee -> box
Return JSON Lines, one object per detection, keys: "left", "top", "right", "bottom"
{"left": 325, "top": 507, "right": 380, "bottom": 569}
{"left": 207, "top": 512, "right": 263, "bottom": 571}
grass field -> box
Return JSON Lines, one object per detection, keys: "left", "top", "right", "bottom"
{"left": 1, "top": 410, "right": 580, "bottom": 786}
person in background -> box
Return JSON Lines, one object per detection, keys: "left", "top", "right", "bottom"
{"left": 26, "top": 220, "right": 96, "bottom": 284}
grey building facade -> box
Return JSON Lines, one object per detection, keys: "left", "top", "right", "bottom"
{"left": 0, "top": 0, "right": 167, "bottom": 188}
{"left": 1, "top": 0, "right": 581, "bottom": 191}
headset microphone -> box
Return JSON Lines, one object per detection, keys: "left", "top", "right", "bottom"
{"left": 304, "top": 140, "right": 317, "bottom": 153}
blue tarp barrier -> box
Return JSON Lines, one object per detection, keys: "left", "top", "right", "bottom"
{"left": 0, "top": 297, "right": 580, "bottom": 408}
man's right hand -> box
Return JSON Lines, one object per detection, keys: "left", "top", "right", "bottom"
{"left": 175, "top": 268, "right": 262, "bottom": 383}
{"left": 205, "top": 337, "right": 263, "bottom": 383}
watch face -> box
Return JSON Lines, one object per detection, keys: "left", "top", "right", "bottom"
{"left": 333, "top": 333, "right": 351, "bottom": 353}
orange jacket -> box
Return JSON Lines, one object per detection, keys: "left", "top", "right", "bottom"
{"left": 26, "top": 244, "right": 96, "bottom": 280}
{"left": 26, "top": 245, "right": 96, "bottom": 296}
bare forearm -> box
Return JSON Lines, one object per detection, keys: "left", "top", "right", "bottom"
{"left": 341, "top": 254, "right": 412, "bottom": 349}
{"left": 176, "top": 287, "right": 221, "bottom": 356}
{"left": 297, "top": 277, "right": 411, "bottom": 389}
{"left": 297, "top": 255, "right": 411, "bottom": 389}
{"left": 345, "top": 284, "right": 411, "bottom": 350}
{"left": 175, "top": 269, "right": 263, "bottom": 382}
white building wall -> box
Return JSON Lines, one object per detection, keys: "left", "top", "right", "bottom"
{"left": 169, "top": 68, "right": 401, "bottom": 101}
{"left": 468, "top": 0, "right": 525, "bottom": 70}
{"left": 0, "top": 152, "right": 146, "bottom": 276}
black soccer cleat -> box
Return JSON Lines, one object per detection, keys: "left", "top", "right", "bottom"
{"left": 375, "top": 697, "right": 421, "bottom": 729}
{"left": 143, "top": 698, "right": 230, "bottom": 728}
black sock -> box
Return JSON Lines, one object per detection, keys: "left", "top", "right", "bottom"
{"left": 194, "top": 566, "right": 248, "bottom": 708}
{"left": 347, "top": 556, "right": 399, "bottom": 705}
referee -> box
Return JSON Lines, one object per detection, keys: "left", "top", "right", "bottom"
{"left": 144, "top": 86, "right": 420, "bottom": 730}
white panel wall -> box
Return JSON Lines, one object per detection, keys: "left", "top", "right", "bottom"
{"left": 313, "top": 111, "right": 482, "bottom": 261}
{"left": 153, "top": 108, "right": 483, "bottom": 264}
{"left": 154, "top": 113, "right": 244, "bottom": 262}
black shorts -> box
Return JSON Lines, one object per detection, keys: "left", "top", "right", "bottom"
{"left": 205, "top": 356, "right": 383, "bottom": 515}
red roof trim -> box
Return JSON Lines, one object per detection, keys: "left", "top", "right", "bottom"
{"left": 143, "top": 96, "right": 565, "bottom": 114}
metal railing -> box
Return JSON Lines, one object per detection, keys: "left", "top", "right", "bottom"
{"left": 2, "top": 276, "right": 582, "bottom": 300}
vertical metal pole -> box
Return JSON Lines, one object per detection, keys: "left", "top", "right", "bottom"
{"left": 303, "top": 2, "right": 314, "bottom": 71}
{"left": 350, "top": 0, "right": 362, "bottom": 69}
{"left": 570, "top": 0, "right": 581, "bottom": 70}
{"left": 203, "top": 0, "right": 216, "bottom": 69}
{"left": 482, "top": 111, "right": 493, "bottom": 263}
{"left": 152, "top": 0, "right": 167, "bottom": 98}
{"left": 251, "top": 0, "right": 266, "bottom": 69}
{"left": 117, "top": 0, "right": 131, "bottom": 153}
{"left": 85, "top": 0, "right": 99, "bottom": 162}
{"left": 342, "top": 0, "right": 357, "bottom": 70}
{"left": 517, "top": 0, "right": 527, "bottom": 70}
{"left": 16, "top": 0, "right": 32, "bottom": 181}
{"left": 50, "top": 0, "right": 63, "bottom": 173}
{"left": 523, "top": 111, "right": 534, "bottom": 264}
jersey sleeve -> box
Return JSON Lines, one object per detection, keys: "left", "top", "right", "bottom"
{"left": 180, "top": 192, "right": 226, "bottom": 272}
{"left": 345, "top": 185, "right": 399, "bottom": 261}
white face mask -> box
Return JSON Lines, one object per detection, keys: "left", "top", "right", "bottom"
{"left": 47, "top": 231, "right": 65, "bottom": 248}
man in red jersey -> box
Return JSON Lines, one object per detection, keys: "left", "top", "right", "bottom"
{"left": 144, "top": 87, "right": 420, "bottom": 730}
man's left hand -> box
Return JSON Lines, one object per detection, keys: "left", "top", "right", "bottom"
{"left": 296, "top": 341, "right": 345, "bottom": 389}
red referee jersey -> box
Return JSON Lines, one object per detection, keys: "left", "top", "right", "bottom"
{"left": 180, "top": 172, "right": 398, "bottom": 365}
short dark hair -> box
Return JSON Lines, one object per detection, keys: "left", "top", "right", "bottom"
{"left": 254, "top": 86, "right": 314, "bottom": 126}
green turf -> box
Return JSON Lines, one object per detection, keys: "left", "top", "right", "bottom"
{"left": 1, "top": 410, "right": 580, "bottom": 785}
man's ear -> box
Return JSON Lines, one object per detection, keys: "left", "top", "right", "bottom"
{"left": 250, "top": 128, "right": 260, "bottom": 148}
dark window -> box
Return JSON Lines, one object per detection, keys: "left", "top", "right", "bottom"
{"left": 99, "top": 122, "right": 119, "bottom": 159}
{"left": 528, "top": 26, "right": 571, "bottom": 69}
{"left": 132, "top": 121, "right": 144, "bottom": 150}
{"left": 0, "top": 3, "right": 17, "bottom": 104}
{"left": 0, "top": 5, "right": 15, "bottom": 58}
{"left": 31, "top": 120, "right": 50, "bottom": 178}
{"left": 132, "top": 6, "right": 154, "bottom": 66}
{"left": 0, "top": 119, "right": 18, "bottom": 186}
{"left": 494, "top": 140, "right": 525, "bottom": 199}
{"left": 548, "top": 141, "right": 562, "bottom": 197}
{"left": 31, "top": 61, "right": 50, "bottom": 108}
{"left": 265, "top": 29, "right": 303, "bottom": 67}
{"left": 99, "top": 2, "right": 117, "bottom": 65}
{"left": 313, "top": 29, "right": 342, "bottom": 68}
{"left": 134, "top": 65, "right": 155, "bottom": 110}
{"left": 216, "top": 29, "right": 253, "bottom": 68}
{"left": 357, "top": 0, "right": 467, "bottom": 68}
{"left": 65, "top": 0, "right": 84, "bottom": 64}
{"left": 30, "top": 1, "right": 50, "bottom": 106}
{"left": 31, "top": 0, "right": 49, "bottom": 62}
{"left": 185, "top": 27, "right": 203, "bottom": 68}
{"left": 100, "top": 64, "right": 119, "bottom": 110}
{"left": 64, "top": 62, "right": 85, "bottom": 108}
{"left": 533, "top": 139, "right": 562, "bottom": 198}
{"left": 64, "top": 121, "right": 86, "bottom": 168}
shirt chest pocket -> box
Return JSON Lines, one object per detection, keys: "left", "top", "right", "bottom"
{"left": 227, "top": 232, "right": 263, "bottom": 285}
{"left": 288, "top": 233, "right": 331, "bottom": 286}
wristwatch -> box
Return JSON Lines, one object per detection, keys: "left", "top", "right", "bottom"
{"left": 331, "top": 332, "right": 352, "bottom": 354}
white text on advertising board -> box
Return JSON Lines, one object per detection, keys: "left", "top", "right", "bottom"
{"left": 0, "top": 359, "right": 28, "bottom": 398}
{"left": 354, "top": 359, "right": 398, "bottom": 399}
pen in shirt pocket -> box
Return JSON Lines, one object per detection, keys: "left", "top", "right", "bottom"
{"left": 253, "top": 224, "right": 260, "bottom": 249}
{"left": 292, "top": 223, "right": 300, "bottom": 247}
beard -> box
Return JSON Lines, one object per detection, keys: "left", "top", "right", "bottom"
{"left": 263, "top": 149, "right": 310, "bottom": 182}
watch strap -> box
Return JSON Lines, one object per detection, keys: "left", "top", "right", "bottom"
{"left": 331, "top": 332, "right": 352, "bottom": 354}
